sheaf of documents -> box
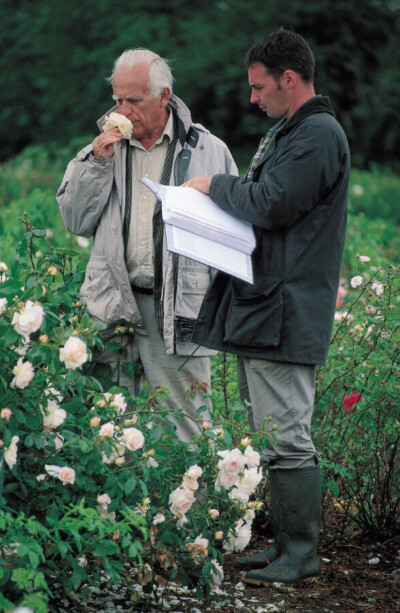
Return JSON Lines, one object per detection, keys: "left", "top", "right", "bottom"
{"left": 140, "top": 178, "right": 256, "bottom": 283}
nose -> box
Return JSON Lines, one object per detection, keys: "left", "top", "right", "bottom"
{"left": 119, "top": 100, "right": 131, "bottom": 115}
{"left": 250, "top": 90, "right": 259, "bottom": 104}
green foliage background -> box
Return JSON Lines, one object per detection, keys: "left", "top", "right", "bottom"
{"left": 1, "top": 0, "right": 400, "bottom": 169}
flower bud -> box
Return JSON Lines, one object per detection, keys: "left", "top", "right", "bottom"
{"left": 1, "top": 408, "right": 12, "bottom": 420}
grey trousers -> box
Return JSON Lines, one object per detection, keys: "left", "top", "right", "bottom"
{"left": 237, "top": 356, "right": 320, "bottom": 469}
{"left": 96, "top": 293, "right": 211, "bottom": 443}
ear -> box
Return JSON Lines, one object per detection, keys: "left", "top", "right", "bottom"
{"left": 160, "top": 87, "right": 171, "bottom": 106}
{"left": 281, "top": 70, "right": 297, "bottom": 89}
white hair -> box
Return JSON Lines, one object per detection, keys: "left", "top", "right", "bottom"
{"left": 108, "top": 49, "right": 173, "bottom": 96}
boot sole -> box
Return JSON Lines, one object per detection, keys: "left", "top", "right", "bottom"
{"left": 243, "top": 573, "right": 319, "bottom": 587}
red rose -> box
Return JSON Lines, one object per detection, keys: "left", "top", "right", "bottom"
{"left": 343, "top": 390, "right": 363, "bottom": 412}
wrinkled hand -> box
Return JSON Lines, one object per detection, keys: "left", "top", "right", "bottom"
{"left": 92, "top": 128, "right": 122, "bottom": 158}
{"left": 181, "top": 176, "right": 212, "bottom": 194}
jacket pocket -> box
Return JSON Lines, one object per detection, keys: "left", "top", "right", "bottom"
{"left": 224, "top": 276, "right": 284, "bottom": 348}
{"left": 175, "top": 265, "right": 211, "bottom": 320}
{"left": 81, "top": 256, "right": 121, "bottom": 322}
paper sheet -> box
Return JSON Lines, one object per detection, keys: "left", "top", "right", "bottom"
{"left": 141, "top": 177, "right": 255, "bottom": 283}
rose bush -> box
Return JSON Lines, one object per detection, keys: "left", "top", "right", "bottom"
{"left": 0, "top": 218, "right": 270, "bottom": 613}
{"left": 315, "top": 255, "right": 400, "bottom": 536}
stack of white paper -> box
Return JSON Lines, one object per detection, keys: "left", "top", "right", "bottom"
{"left": 140, "top": 178, "right": 256, "bottom": 283}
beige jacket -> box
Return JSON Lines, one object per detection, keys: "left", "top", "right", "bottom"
{"left": 56, "top": 95, "right": 238, "bottom": 355}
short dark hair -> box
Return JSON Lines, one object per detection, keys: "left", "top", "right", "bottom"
{"left": 245, "top": 29, "right": 315, "bottom": 83}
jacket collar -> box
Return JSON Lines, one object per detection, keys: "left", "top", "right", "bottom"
{"left": 278, "top": 96, "right": 335, "bottom": 137}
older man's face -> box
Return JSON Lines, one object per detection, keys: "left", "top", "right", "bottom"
{"left": 112, "top": 63, "right": 169, "bottom": 144}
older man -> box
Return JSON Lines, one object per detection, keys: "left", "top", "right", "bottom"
{"left": 184, "top": 30, "right": 350, "bottom": 585}
{"left": 57, "top": 49, "right": 237, "bottom": 441}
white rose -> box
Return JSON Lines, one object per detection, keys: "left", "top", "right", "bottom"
{"left": 235, "top": 522, "right": 252, "bottom": 551}
{"left": 229, "top": 467, "right": 263, "bottom": 503}
{"left": 146, "top": 456, "right": 159, "bottom": 468}
{"left": 12, "top": 300, "right": 44, "bottom": 337}
{"left": 53, "top": 434, "right": 64, "bottom": 451}
{"left": 14, "top": 338, "right": 30, "bottom": 357}
{"left": 0, "top": 297, "right": 7, "bottom": 315}
{"left": 1, "top": 408, "right": 12, "bottom": 420}
{"left": 243, "top": 445, "right": 261, "bottom": 468}
{"left": 223, "top": 522, "right": 252, "bottom": 553}
{"left": 215, "top": 471, "right": 238, "bottom": 491}
{"left": 153, "top": 512, "right": 166, "bottom": 525}
{"left": 99, "top": 422, "right": 115, "bottom": 437}
{"left": 104, "top": 392, "right": 127, "bottom": 415}
{"left": 45, "top": 464, "right": 75, "bottom": 485}
{"left": 103, "top": 112, "right": 133, "bottom": 139}
{"left": 11, "top": 358, "right": 34, "bottom": 389}
{"left": 4, "top": 435, "right": 19, "bottom": 469}
{"left": 371, "top": 281, "right": 384, "bottom": 296}
{"left": 243, "top": 508, "right": 256, "bottom": 522}
{"left": 210, "top": 559, "right": 224, "bottom": 587}
{"left": 350, "top": 275, "right": 363, "bottom": 288}
{"left": 215, "top": 448, "right": 246, "bottom": 491}
{"left": 59, "top": 336, "right": 88, "bottom": 369}
{"left": 121, "top": 427, "right": 144, "bottom": 451}
{"left": 194, "top": 536, "right": 209, "bottom": 550}
{"left": 182, "top": 475, "right": 199, "bottom": 491}
{"left": 45, "top": 384, "right": 63, "bottom": 403}
{"left": 217, "top": 448, "right": 246, "bottom": 476}
{"left": 186, "top": 464, "right": 203, "bottom": 479}
{"left": 101, "top": 445, "right": 125, "bottom": 465}
{"left": 42, "top": 399, "right": 67, "bottom": 429}
{"left": 169, "top": 487, "right": 195, "bottom": 516}
{"left": 97, "top": 493, "right": 112, "bottom": 509}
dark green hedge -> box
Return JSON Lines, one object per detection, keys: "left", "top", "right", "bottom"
{"left": 1, "top": 0, "right": 400, "bottom": 169}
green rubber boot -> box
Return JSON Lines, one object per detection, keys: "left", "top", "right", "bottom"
{"left": 243, "top": 465, "right": 321, "bottom": 586}
{"left": 235, "top": 469, "right": 281, "bottom": 569}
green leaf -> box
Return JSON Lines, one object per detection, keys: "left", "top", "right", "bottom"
{"left": 93, "top": 540, "right": 119, "bottom": 556}
{"left": 71, "top": 566, "right": 85, "bottom": 590}
{"left": 124, "top": 477, "right": 137, "bottom": 495}
{"left": 28, "top": 549, "right": 40, "bottom": 569}
{"left": 57, "top": 541, "right": 70, "bottom": 558}
{"left": 32, "top": 229, "right": 47, "bottom": 238}
{"left": 0, "top": 279, "right": 22, "bottom": 297}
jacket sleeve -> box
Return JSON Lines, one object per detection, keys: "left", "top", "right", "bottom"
{"left": 56, "top": 146, "right": 115, "bottom": 237}
{"left": 210, "top": 120, "right": 347, "bottom": 230}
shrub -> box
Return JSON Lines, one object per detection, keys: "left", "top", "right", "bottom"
{"left": 315, "top": 257, "right": 400, "bottom": 537}
{"left": 0, "top": 218, "right": 269, "bottom": 612}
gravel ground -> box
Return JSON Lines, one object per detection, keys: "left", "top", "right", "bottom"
{"left": 50, "top": 531, "right": 400, "bottom": 613}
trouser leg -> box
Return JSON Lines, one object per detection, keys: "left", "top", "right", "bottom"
{"left": 92, "top": 333, "right": 142, "bottom": 401}
{"left": 133, "top": 293, "right": 212, "bottom": 443}
{"left": 236, "top": 359, "right": 321, "bottom": 577}
{"left": 242, "top": 358, "right": 319, "bottom": 468}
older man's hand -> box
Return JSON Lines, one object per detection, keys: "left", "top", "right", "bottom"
{"left": 92, "top": 129, "right": 122, "bottom": 159}
{"left": 181, "top": 176, "right": 212, "bottom": 195}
